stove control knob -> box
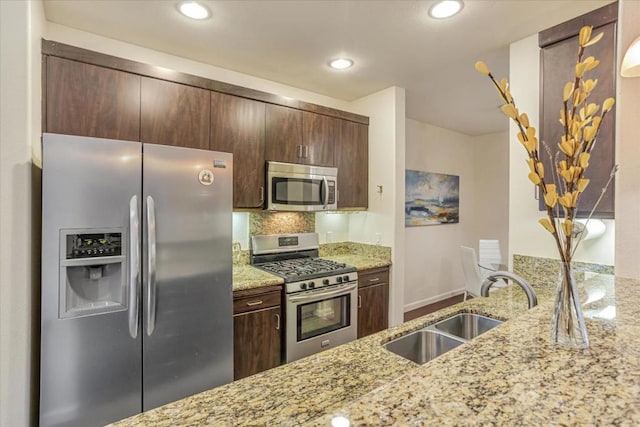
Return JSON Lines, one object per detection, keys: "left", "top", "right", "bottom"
{"left": 309, "top": 282, "right": 315, "bottom": 289}
{"left": 336, "top": 276, "right": 343, "bottom": 283}
{"left": 343, "top": 275, "right": 350, "bottom": 282}
{"left": 300, "top": 283, "right": 307, "bottom": 290}
{"left": 323, "top": 279, "right": 330, "bottom": 286}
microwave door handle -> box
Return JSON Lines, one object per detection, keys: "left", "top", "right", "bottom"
{"left": 322, "top": 176, "right": 329, "bottom": 209}
{"left": 288, "top": 282, "right": 357, "bottom": 303}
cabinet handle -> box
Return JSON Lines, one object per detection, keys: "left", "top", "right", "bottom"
{"left": 275, "top": 313, "right": 280, "bottom": 330}
{"left": 369, "top": 278, "right": 380, "bottom": 283}
{"left": 297, "top": 145, "right": 303, "bottom": 158}
{"left": 246, "top": 300, "right": 263, "bottom": 306}
{"left": 304, "top": 145, "right": 309, "bottom": 158}
{"left": 358, "top": 295, "right": 362, "bottom": 309}
{"left": 259, "top": 186, "right": 264, "bottom": 203}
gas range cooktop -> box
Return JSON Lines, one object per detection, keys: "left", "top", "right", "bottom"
{"left": 257, "top": 257, "right": 356, "bottom": 282}
{"left": 250, "top": 233, "right": 358, "bottom": 293}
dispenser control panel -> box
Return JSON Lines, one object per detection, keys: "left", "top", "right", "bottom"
{"left": 65, "top": 232, "right": 122, "bottom": 259}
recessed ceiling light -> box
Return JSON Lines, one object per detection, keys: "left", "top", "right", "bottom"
{"left": 429, "top": 0, "right": 464, "bottom": 19}
{"left": 177, "top": 1, "right": 211, "bottom": 20}
{"left": 329, "top": 58, "right": 354, "bottom": 70}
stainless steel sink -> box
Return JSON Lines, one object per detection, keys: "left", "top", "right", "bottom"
{"left": 383, "top": 329, "right": 464, "bottom": 365}
{"left": 432, "top": 313, "right": 503, "bottom": 340}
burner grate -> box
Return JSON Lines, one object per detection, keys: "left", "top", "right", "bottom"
{"left": 257, "top": 258, "right": 352, "bottom": 280}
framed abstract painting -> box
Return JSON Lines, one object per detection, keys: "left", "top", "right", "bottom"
{"left": 405, "top": 170, "right": 459, "bottom": 227}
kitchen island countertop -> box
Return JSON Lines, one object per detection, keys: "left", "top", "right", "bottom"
{"left": 117, "top": 273, "right": 640, "bottom": 426}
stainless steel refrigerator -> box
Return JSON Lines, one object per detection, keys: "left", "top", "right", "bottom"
{"left": 40, "top": 133, "right": 233, "bottom": 427}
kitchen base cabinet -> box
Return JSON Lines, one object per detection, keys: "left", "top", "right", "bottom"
{"left": 357, "top": 267, "right": 390, "bottom": 338}
{"left": 233, "top": 287, "right": 282, "bottom": 380}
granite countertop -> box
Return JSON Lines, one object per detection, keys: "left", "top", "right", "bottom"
{"left": 320, "top": 254, "right": 391, "bottom": 271}
{"left": 113, "top": 273, "right": 640, "bottom": 426}
{"left": 232, "top": 264, "right": 283, "bottom": 292}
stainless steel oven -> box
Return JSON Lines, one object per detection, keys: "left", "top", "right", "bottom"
{"left": 250, "top": 233, "right": 358, "bottom": 363}
{"left": 266, "top": 161, "right": 337, "bottom": 211}
{"left": 285, "top": 276, "right": 357, "bottom": 362}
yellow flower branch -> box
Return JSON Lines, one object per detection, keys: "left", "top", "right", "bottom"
{"left": 475, "top": 25, "right": 616, "bottom": 264}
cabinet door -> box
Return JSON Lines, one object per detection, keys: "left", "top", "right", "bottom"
{"left": 140, "top": 77, "right": 209, "bottom": 149}
{"left": 539, "top": 17, "right": 616, "bottom": 218}
{"left": 265, "top": 104, "right": 302, "bottom": 163}
{"left": 46, "top": 56, "right": 140, "bottom": 141}
{"left": 233, "top": 306, "right": 281, "bottom": 380}
{"left": 336, "top": 120, "right": 368, "bottom": 209}
{"left": 302, "top": 112, "right": 336, "bottom": 167}
{"left": 357, "top": 282, "right": 389, "bottom": 339}
{"left": 210, "top": 92, "right": 266, "bottom": 208}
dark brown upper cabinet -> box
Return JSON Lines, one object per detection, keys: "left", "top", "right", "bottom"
{"left": 302, "top": 111, "right": 336, "bottom": 167}
{"left": 42, "top": 41, "right": 370, "bottom": 211}
{"left": 45, "top": 56, "right": 141, "bottom": 141}
{"left": 265, "top": 105, "right": 336, "bottom": 167}
{"left": 538, "top": 3, "right": 617, "bottom": 218}
{"left": 140, "top": 77, "right": 210, "bottom": 149}
{"left": 265, "top": 104, "right": 303, "bottom": 164}
{"left": 210, "top": 92, "right": 266, "bottom": 209}
{"left": 336, "top": 120, "right": 368, "bottom": 209}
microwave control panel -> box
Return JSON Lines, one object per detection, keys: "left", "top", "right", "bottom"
{"left": 328, "top": 181, "right": 336, "bottom": 204}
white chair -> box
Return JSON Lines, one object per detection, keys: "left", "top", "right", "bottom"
{"left": 478, "top": 239, "right": 507, "bottom": 288}
{"left": 478, "top": 239, "right": 502, "bottom": 271}
{"left": 460, "top": 246, "right": 483, "bottom": 301}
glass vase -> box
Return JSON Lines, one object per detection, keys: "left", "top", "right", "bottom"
{"left": 549, "top": 261, "right": 589, "bottom": 348}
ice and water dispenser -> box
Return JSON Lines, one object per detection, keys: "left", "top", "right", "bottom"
{"left": 59, "top": 229, "right": 127, "bottom": 318}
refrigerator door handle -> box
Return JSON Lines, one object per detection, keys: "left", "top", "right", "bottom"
{"left": 128, "top": 195, "right": 140, "bottom": 339}
{"left": 146, "top": 196, "right": 158, "bottom": 336}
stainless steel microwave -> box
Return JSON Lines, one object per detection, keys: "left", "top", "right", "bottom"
{"left": 266, "top": 161, "right": 337, "bottom": 211}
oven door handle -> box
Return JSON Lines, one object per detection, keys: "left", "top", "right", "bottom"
{"left": 288, "top": 282, "right": 357, "bottom": 303}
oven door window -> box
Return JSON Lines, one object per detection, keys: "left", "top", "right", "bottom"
{"left": 297, "top": 294, "right": 350, "bottom": 342}
{"left": 272, "top": 177, "right": 324, "bottom": 206}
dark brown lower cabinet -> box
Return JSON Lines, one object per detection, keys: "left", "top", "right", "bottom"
{"left": 233, "top": 287, "right": 282, "bottom": 380}
{"left": 357, "top": 266, "right": 390, "bottom": 338}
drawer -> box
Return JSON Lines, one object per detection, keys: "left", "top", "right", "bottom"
{"left": 358, "top": 267, "right": 389, "bottom": 288}
{"left": 233, "top": 291, "right": 281, "bottom": 315}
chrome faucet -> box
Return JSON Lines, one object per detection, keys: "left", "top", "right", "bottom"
{"left": 480, "top": 271, "right": 538, "bottom": 309}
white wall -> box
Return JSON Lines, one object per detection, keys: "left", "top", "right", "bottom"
{"left": 348, "top": 87, "right": 406, "bottom": 326}
{"left": 508, "top": 34, "right": 616, "bottom": 267}
{"left": 473, "top": 132, "right": 510, "bottom": 259}
{"left": 614, "top": 0, "right": 640, "bottom": 279}
{"left": 0, "top": 1, "right": 45, "bottom": 425}
{"left": 403, "top": 119, "right": 477, "bottom": 310}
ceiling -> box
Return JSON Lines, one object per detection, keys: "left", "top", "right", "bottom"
{"left": 43, "top": 0, "right": 612, "bottom": 136}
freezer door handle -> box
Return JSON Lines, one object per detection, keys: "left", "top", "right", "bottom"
{"left": 128, "top": 195, "right": 140, "bottom": 339}
{"left": 146, "top": 196, "right": 158, "bottom": 336}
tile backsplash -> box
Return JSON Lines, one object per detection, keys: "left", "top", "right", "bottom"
{"left": 249, "top": 212, "right": 315, "bottom": 236}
